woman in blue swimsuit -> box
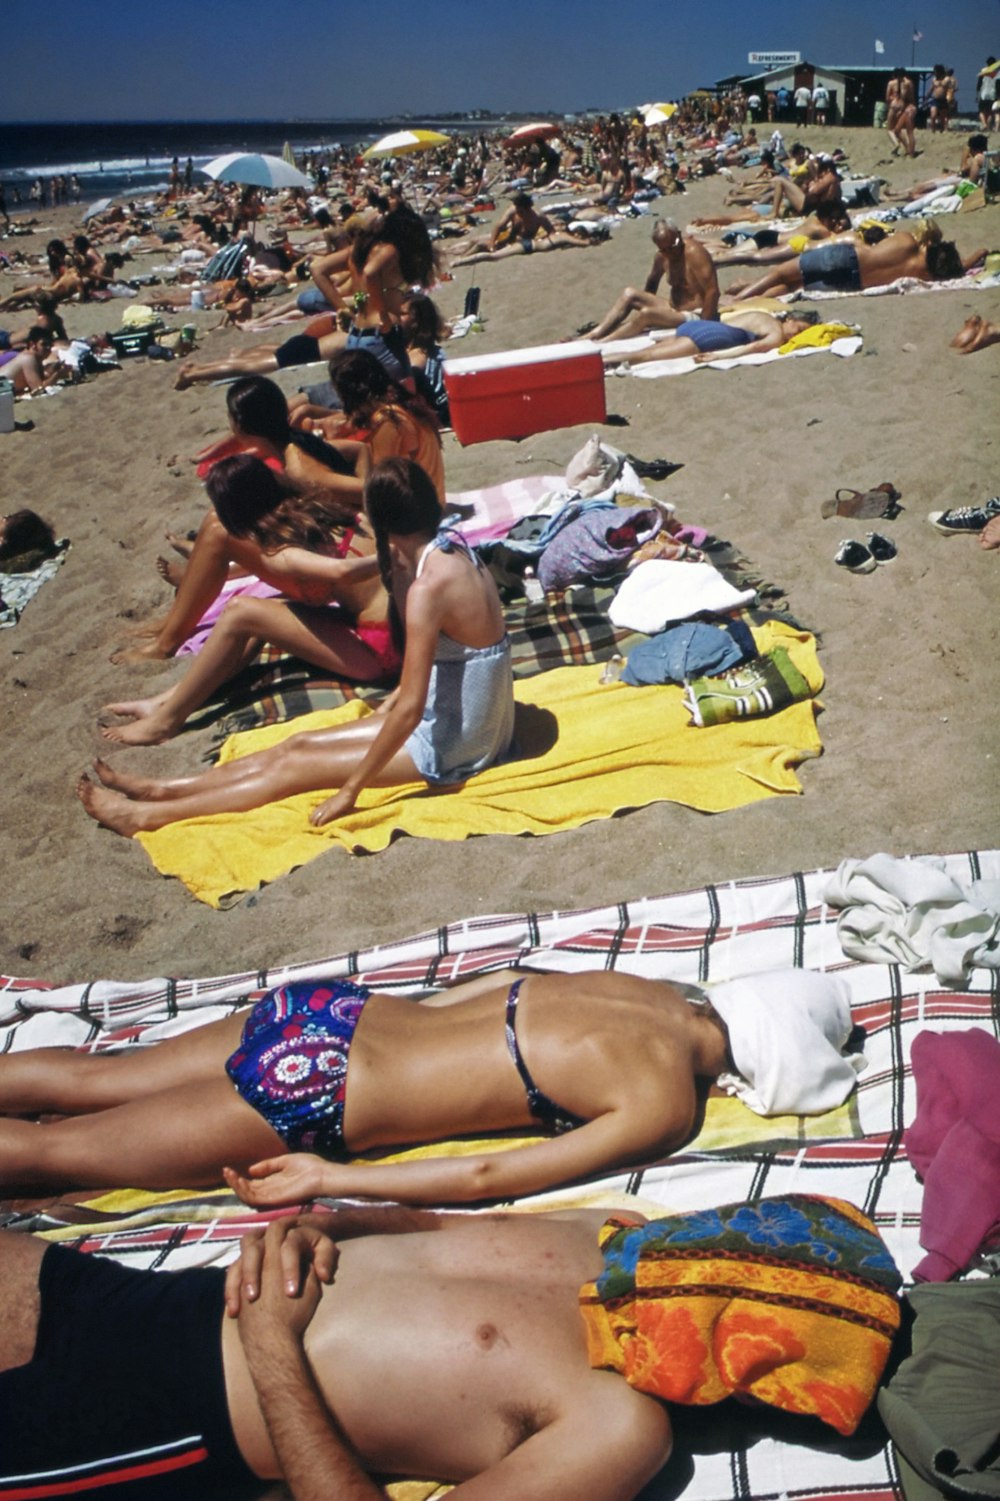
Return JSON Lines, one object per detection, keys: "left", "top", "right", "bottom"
{"left": 79, "top": 456, "right": 515, "bottom": 832}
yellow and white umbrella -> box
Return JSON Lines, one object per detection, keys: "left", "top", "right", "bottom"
{"left": 363, "top": 129, "right": 450, "bottom": 160}
{"left": 643, "top": 102, "right": 677, "bottom": 126}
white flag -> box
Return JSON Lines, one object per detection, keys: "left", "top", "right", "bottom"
{"left": 875, "top": 38, "right": 885, "bottom": 53}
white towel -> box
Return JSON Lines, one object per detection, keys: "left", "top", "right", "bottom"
{"left": 608, "top": 559, "right": 756, "bottom": 634}
{"left": 709, "top": 969, "right": 865, "bottom": 1116}
{"left": 825, "top": 853, "right": 1000, "bottom": 986}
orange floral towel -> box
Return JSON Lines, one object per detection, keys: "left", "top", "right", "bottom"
{"left": 579, "top": 1194, "right": 901, "bottom": 1436}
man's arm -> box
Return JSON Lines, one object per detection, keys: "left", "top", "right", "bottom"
{"left": 489, "top": 207, "right": 514, "bottom": 250}
{"left": 441, "top": 1378, "right": 672, "bottom": 1501}
{"left": 643, "top": 251, "right": 665, "bottom": 294}
{"left": 237, "top": 1230, "right": 385, "bottom": 1501}
{"left": 687, "top": 241, "right": 720, "bottom": 320}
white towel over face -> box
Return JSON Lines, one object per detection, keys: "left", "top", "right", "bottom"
{"left": 709, "top": 968, "right": 865, "bottom": 1116}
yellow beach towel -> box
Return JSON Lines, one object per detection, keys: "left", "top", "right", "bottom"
{"left": 778, "top": 321, "right": 858, "bottom": 354}
{"left": 137, "top": 620, "right": 823, "bottom": 907}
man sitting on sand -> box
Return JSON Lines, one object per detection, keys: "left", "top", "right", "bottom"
{"left": 581, "top": 218, "right": 720, "bottom": 342}
{"left": 450, "top": 191, "right": 596, "bottom": 267}
{"left": 770, "top": 148, "right": 850, "bottom": 232}
{"left": 0, "top": 1193, "right": 900, "bottom": 1499}
{"left": 608, "top": 309, "right": 819, "bottom": 368}
{"left": 730, "top": 229, "right": 969, "bottom": 300}
{"left": 0, "top": 325, "right": 52, "bottom": 393}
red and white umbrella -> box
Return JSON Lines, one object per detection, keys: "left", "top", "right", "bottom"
{"left": 507, "top": 121, "right": 562, "bottom": 143}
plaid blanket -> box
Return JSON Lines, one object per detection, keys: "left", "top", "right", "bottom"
{"left": 10, "top": 854, "right": 990, "bottom": 1499}
{"left": 205, "top": 546, "right": 790, "bottom": 741}
{"left": 206, "top": 583, "right": 650, "bottom": 740}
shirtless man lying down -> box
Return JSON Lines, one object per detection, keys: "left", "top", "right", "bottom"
{"left": 730, "top": 230, "right": 971, "bottom": 300}
{"left": 0, "top": 1193, "right": 900, "bottom": 1500}
{"left": 607, "top": 309, "right": 819, "bottom": 368}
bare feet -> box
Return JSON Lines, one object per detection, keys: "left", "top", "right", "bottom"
{"left": 174, "top": 361, "right": 196, "bottom": 391}
{"left": 950, "top": 314, "right": 1000, "bottom": 354}
{"left": 91, "top": 757, "right": 163, "bottom": 800}
{"left": 76, "top": 775, "right": 144, "bottom": 836}
{"left": 981, "top": 514, "right": 1000, "bottom": 550}
{"left": 100, "top": 695, "right": 178, "bottom": 745}
{"left": 156, "top": 555, "right": 185, "bottom": 588}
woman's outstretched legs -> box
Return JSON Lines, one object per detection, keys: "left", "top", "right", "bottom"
{"left": 0, "top": 1077, "right": 284, "bottom": 1190}
{"left": 0, "top": 1009, "right": 246, "bottom": 1116}
{"left": 174, "top": 344, "right": 280, "bottom": 391}
{"left": 78, "top": 716, "right": 422, "bottom": 834}
{"left": 101, "top": 597, "right": 389, "bottom": 745}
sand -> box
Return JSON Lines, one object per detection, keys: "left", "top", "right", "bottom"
{"left": 2, "top": 125, "right": 997, "bottom": 984}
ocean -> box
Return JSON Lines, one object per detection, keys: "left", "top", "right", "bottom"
{"left": 0, "top": 117, "right": 503, "bottom": 207}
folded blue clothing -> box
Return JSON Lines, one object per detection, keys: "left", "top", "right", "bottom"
{"left": 622, "top": 617, "right": 756, "bottom": 686}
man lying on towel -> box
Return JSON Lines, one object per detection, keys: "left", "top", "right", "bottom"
{"left": 608, "top": 308, "right": 819, "bottom": 368}
{"left": 0, "top": 1194, "right": 901, "bottom": 1499}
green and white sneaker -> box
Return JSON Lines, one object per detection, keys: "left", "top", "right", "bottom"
{"left": 684, "top": 647, "right": 813, "bottom": 727}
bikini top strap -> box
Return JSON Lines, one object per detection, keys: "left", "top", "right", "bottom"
{"left": 504, "top": 979, "right": 539, "bottom": 1107}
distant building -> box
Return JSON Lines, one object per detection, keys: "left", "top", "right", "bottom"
{"left": 713, "top": 60, "right": 936, "bottom": 126}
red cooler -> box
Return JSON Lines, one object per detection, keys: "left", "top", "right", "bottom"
{"left": 443, "top": 340, "right": 606, "bottom": 445}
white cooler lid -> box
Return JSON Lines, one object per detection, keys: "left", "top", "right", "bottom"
{"left": 443, "top": 340, "right": 599, "bottom": 375}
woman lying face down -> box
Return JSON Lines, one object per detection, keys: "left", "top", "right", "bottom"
{"left": 0, "top": 965, "right": 862, "bottom": 1202}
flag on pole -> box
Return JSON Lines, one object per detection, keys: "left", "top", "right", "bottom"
{"left": 875, "top": 38, "right": 885, "bottom": 53}
{"left": 912, "top": 29, "right": 923, "bottom": 42}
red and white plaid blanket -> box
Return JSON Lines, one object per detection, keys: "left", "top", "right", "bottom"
{"left": 3, "top": 849, "right": 998, "bottom": 1501}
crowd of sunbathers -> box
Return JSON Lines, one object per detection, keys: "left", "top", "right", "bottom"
{"left": 2, "top": 97, "right": 999, "bottom": 1501}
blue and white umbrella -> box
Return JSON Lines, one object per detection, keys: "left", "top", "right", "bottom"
{"left": 201, "top": 152, "right": 312, "bottom": 190}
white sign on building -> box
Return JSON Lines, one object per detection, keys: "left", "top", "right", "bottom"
{"left": 748, "top": 51, "right": 802, "bottom": 68}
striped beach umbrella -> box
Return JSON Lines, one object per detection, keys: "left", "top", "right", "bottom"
{"left": 363, "top": 130, "right": 450, "bottom": 160}
{"left": 643, "top": 102, "right": 677, "bottom": 126}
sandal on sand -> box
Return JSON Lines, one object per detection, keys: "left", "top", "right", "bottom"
{"left": 821, "top": 482, "right": 903, "bottom": 521}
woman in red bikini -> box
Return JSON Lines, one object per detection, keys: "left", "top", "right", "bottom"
{"left": 99, "top": 452, "right": 398, "bottom": 746}
{"left": 111, "top": 375, "right": 372, "bottom": 665}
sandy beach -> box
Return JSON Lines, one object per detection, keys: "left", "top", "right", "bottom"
{"left": 2, "top": 124, "right": 997, "bottom": 985}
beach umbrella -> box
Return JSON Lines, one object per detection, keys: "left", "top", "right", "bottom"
{"left": 82, "top": 196, "right": 115, "bottom": 222}
{"left": 643, "top": 103, "right": 677, "bottom": 126}
{"left": 362, "top": 129, "right": 450, "bottom": 160}
{"left": 506, "top": 121, "right": 561, "bottom": 142}
{"left": 281, "top": 140, "right": 297, "bottom": 168}
{"left": 200, "top": 151, "right": 312, "bottom": 190}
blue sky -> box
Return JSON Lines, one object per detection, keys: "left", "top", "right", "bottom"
{"left": 3, "top": 0, "right": 995, "bottom": 120}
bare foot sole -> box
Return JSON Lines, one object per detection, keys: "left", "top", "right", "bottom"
{"left": 156, "top": 555, "right": 185, "bottom": 588}
{"left": 110, "top": 641, "right": 171, "bottom": 665}
{"left": 76, "top": 776, "right": 143, "bottom": 836}
{"left": 91, "top": 757, "right": 163, "bottom": 800}
{"left": 981, "top": 514, "right": 1000, "bottom": 550}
